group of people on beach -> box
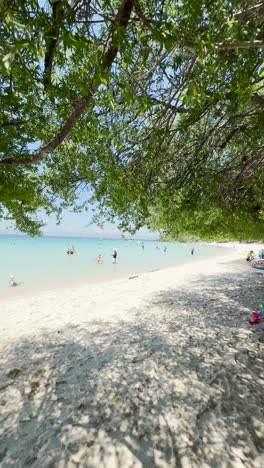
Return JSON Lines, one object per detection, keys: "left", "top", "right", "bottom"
{"left": 95, "top": 249, "right": 117, "bottom": 265}
{"left": 94, "top": 244, "right": 194, "bottom": 266}
{"left": 154, "top": 245, "right": 167, "bottom": 252}
{"left": 246, "top": 249, "right": 264, "bottom": 262}
{"left": 66, "top": 245, "right": 118, "bottom": 264}
{"left": 246, "top": 249, "right": 264, "bottom": 270}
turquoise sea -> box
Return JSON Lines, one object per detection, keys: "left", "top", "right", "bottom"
{"left": 0, "top": 235, "right": 230, "bottom": 297}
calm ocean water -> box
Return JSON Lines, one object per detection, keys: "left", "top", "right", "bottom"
{"left": 0, "top": 235, "right": 230, "bottom": 297}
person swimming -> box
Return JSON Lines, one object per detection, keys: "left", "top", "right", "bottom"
{"left": 9, "top": 275, "right": 17, "bottom": 287}
{"left": 67, "top": 245, "right": 75, "bottom": 255}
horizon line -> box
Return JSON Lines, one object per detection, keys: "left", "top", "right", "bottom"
{"left": 0, "top": 233, "right": 158, "bottom": 241}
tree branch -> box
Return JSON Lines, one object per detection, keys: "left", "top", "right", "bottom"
{"left": 0, "top": 0, "right": 136, "bottom": 167}
{"left": 252, "top": 93, "right": 264, "bottom": 105}
{"left": 216, "top": 40, "right": 264, "bottom": 50}
{"left": 134, "top": 0, "right": 152, "bottom": 31}
{"left": 43, "top": 0, "right": 64, "bottom": 90}
{"left": 234, "top": 2, "right": 264, "bottom": 19}
{"left": 148, "top": 96, "right": 187, "bottom": 112}
{"left": 0, "top": 120, "right": 27, "bottom": 129}
{"left": 218, "top": 126, "right": 247, "bottom": 150}
{"left": 135, "top": 2, "right": 264, "bottom": 51}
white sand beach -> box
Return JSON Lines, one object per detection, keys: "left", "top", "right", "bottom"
{"left": 1, "top": 249, "right": 264, "bottom": 467}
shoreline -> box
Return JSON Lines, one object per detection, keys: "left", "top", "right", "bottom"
{"left": 1, "top": 250, "right": 240, "bottom": 342}
{"left": 1, "top": 248, "right": 235, "bottom": 305}
{"left": 3, "top": 239, "right": 262, "bottom": 302}
{"left": 0, "top": 244, "right": 232, "bottom": 302}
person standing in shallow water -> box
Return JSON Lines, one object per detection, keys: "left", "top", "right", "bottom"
{"left": 112, "top": 249, "right": 117, "bottom": 264}
{"left": 96, "top": 254, "right": 102, "bottom": 264}
{"left": 191, "top": 248, "right": 194, "bottom": 255}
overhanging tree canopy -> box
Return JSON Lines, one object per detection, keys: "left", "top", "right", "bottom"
{"left": 0, "top": 0, "right": 264, "bottom": 238}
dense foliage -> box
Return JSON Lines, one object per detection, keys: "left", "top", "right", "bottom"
{"left": 0, "top": 0, "right": 264, "bottom": 238}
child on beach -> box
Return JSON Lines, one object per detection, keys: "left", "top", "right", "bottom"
{"left": 248, "top": 307, "right": 264, "bottom": 326}
{"left": 246, "top": 251, "right": 255, "bottom": 262}
{"left": 248, "top": 311, "right": 260, "bottom": 325}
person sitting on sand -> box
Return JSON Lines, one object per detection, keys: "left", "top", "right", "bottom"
{"left": 9, "top": 275, "right": 17, "bottom": 287}
{"left": 96, "top": 254, "right": 102, "bottom": 264}
{"left": 248, "top": 311, "right": 261, "bottom": 325}
{"left": 246, "top": 250, "right": 255, "bottom": 262}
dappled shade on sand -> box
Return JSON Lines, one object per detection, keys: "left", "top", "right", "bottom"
{"left": 0, "top": 260, "right": 264, "bottom": 467}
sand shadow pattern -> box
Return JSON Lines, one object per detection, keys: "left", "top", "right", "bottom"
{"left": 0, "top": 266, "right": 264, "bottom": 467}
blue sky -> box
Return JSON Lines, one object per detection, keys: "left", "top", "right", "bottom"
{"left": 0, "top": 209, "right": 157, "bottom": 239}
